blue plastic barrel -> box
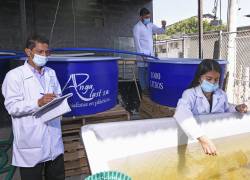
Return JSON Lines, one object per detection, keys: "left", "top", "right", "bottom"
{"left": 47, "top": 56, "right": 120, "bottom": 116}
{"left": 148, "top": 58, "right": 227, "bottom": 107}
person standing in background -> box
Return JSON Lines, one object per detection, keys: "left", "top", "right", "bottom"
{"left": 133, "top": 7, "right": 166, "bottom": 94}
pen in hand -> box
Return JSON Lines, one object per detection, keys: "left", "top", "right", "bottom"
{"left": 40, "top": 93, "right": 59, "bottom": 96}
{"left": 38, "top": 93, "right": 57, "bottom": 107}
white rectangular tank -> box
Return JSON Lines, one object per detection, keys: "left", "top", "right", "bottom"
{"left": 81, "top": 113, "right": 250, "bottom": 179}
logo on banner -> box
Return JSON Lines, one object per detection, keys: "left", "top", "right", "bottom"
{"left": 62, "top": 73, "right": 111, "bottom": 108}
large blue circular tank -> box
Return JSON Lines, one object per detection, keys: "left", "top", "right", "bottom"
{"left": 148, "top": 58, "right": 227, "bottom": 107}
{"left": 46, "top": 56, "right": 120, "bottom": 116}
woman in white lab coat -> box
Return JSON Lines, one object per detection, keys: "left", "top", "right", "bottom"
{"left": 174, "top": 59, "right": 247, "bottom": 156}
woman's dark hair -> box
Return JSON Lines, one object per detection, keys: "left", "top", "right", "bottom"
{"left": 26, "top": 35, "right": 49, "bottom": 50}
{"left": 189, "top": 59, "right": 222, "bottom": 88}
{"left": 139, "top": 8, "right": 150, "bottom": 16}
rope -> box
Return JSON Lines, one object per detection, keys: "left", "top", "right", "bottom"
{"left": 72, "top": 0, "right": 76, "bottom": 47}
{"left": 49, "top": 0, "right": 61, "bottom": 44}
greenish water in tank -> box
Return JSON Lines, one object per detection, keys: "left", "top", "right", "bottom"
{"left": 109, "top": 132, "right": 250, "bottom": 180}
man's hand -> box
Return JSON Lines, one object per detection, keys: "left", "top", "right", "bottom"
{"left": 38, "top": 93, "right": 56, "bottom": 107}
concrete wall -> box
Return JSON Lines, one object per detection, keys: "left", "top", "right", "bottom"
{"left": 0, "top": 0, "right": 153, "bottom": 50}
{"left": 0, "top": 0, "right": 22, "bottom": 49}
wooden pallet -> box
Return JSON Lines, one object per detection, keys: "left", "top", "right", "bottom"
{"left": 62, "top": 105, "right": 130, "bottom": 177}
{"left": 64, "top": 157, "right": 90, "bottom": 177}
{"left": 139, "top": 95, "right": 175, "bottom": 119}
{"left": 62, "top": 105, "right": 130, "bottom": 124}
{"left": 65, "top": 166, "right": 90, "bottom": 177}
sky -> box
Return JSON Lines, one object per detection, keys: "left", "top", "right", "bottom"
{"left": 153, "top": 0, "right": 250, "bottom": 27}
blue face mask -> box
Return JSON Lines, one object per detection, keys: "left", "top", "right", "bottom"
{"left": 143, "top": 18, "right": 151, "bottom": 25}
{"left": 33, "top": 54, "right": 48, "bottom": 67}
{"left": 200, "top": 80, "right": 219, "bottom": 93}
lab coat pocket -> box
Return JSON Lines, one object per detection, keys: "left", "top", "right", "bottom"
{"left": 17, "top": 122, "right": 42, "bottom": 149}
{"left": 48, "top": 119, "right": 63, "bottom": 144}
{"left": 55, "top": 119, "right": 63, "bottom": 141}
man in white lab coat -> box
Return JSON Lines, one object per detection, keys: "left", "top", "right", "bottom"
{"left": 2, "top": 35, "right": 65, "bottom": 180}
{"left": 133, "top": 8, "right": 166, "bottom": 93}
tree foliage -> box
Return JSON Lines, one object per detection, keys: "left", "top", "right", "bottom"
{"left": 161, "top": 17, "right": 226, "bottom": 38}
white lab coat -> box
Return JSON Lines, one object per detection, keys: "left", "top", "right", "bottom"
{"left": 2, "top": 62, "right": 64, "bottom": 167}
{"left": 133, "top": 21, "right": 165, "bottom": 67}
{"left": 174, "top": 86, "right": 236, "bottom": 140}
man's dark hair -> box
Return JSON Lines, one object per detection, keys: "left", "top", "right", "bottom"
{"left": 25, "top": 35, "right": 49, "bottom": 49}
{"left": 139, "top": 8, "right": 150, "bottom": 16}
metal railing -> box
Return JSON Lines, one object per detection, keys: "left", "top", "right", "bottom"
{"left": 155, "top": 30, "right": 250, "bottom": 105}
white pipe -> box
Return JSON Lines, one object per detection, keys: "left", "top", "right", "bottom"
{"left": 226, "top": 0, "right": 238, "bottom": 103}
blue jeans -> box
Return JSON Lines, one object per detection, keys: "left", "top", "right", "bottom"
{"left": 138, "top": 67, "right": 149, "bottom": 90}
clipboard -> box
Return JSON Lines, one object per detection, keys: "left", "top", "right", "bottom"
{"left": 33, "top": 93, "right": 73, "bottom": 122}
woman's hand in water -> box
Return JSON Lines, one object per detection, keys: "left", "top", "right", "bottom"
{"left": 198, "top": 136, "right": 217, "bottom": 156}
{"left": 236, "top": 104, "right": 248, "bottom": 113}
